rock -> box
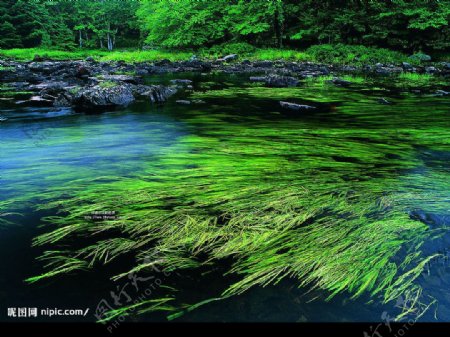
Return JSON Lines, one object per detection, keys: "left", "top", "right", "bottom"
{"left": 280, "top": 101, "right": 316, "bottom": 111}
{"left": 242, "top": 59, "right": 251, "bottom": 65}
{"left": 435, "top": 90, "right": 449, "bottom": 96}
{"left": 182, "top": 60, "right": 212, "bottom": 71}
{"left": 170, "top": 79, "right": 193, "bottom": 85}
{"left": 139, "top": 85, "right": 177, "bottom": 103}
{"left": 375, "top": 67, "right": 394, "bottom": 75}
{"left": 218, "top": 54, "right": 238, "bottom": 62}
{"left": 327, "top": 77, "right": 352, "bottom": 86}
{"left": 77, "top": 66, "right": 91, "bottom": 78}
{"left": 176, "top": 100, "right": 191, "bottom": 105}
{"left": 409, "top": 210, "right": 449, "bottom": 228}
{"left": 249, "top": 76, "right": 267, "bottom": 83}
{"left": 28, "top": 81, "right": 69, "bottom": 91}
{"left": 33, "top": 55, "right": 44, "bottom": 62}
{"left": 28, "top": 61, "right": 64, "bottom": 74}
{"left": 135, "top": 68, "right": 149, "bottom": 76}
{"left": 189, "top": 55, "right": 198, "bottom": 62}
{"left": 85, "top": 56, "right": 95, "bottom": 62}
{"left": 155, "top": 59, "right": 171, "bottom": 66}
{"left": 17, "top": 95, "right": 53, "bottom": 106}
{"left": 402, "top": 62, "right": 413, "bottom": 70}
{"left": 377, "top": 98, "right": 392, "bottom": 105}
{"left": 54, "top": 93, "right": 74, "bottom": 107}
{"left": 98, "top": 75, "right": 139, "bottom": 84}
{"left": 73, "top": 84, "right": 135, "bottom": 108}
{"left": 253, "top": 61, "right": 273, "bottom": 68}
{"left": 250, "top": 75, "right": 298, "bottom": 87}
{"left": 442, "top": 62, "right": 450, "bottom": 70}
{"left": 342, "top": 65, "right": 357, "bottom": 72}
{"left": 266, "top": 75, "right": 299, "bottom": 87}
{"left": 411, "top": 53, "right": 432, "bottom": 62}
{"left": 425, "top": 66, "right": 438, "bottom": 74}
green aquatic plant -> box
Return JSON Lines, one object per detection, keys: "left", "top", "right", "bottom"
{"left": 398, "top": 72, "right": 434, "bottom": 84}
{"left": 305, "top": 44, "right": 418, "bottom": 65}
{"left": 98, "top": 80, "right": 119, "bottom": 89}
{"left": 303, "top": 75, "right": 366, "bottom": 87}
{"left": 2, "top": 79, "right": 448, "bottom": 322}
{"left": 0, "top": 91, "right": 34, "bottom": 97}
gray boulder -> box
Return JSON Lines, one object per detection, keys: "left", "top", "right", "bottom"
{"left": 250, "top": 75, "right": 299, "bottom": 87}
{"left": 377, "top": 98, "right": 392, "bottom": 105}
{"left": 170, "top": 79, "right": 193, "bottom": 85}
{"left": 435, "top": 90, "right": 449, "bottom": 96}
{"left": 409, "top": 53, "right": 432, "bottom": 62}
{"left": 327, "top": 77, "right": 352, "bottom": 86}
{"left": 218, "top": 54, "right": 238, "bottom": 62}
{"left": 73, "top": 84, "right": 135, "bottom": 108}
{"left": 176, "top": 100, "right": 191, "bottom": 105}
{"left": 98, "top": 75, "right": 139, "bottom": 84}
{"left": 425, "top": 66, "right": 438, "bottom": 74}
{"left": 402, "top": 62, "right": 413, "bottom": 70}
{"left": 139, "top": 85, "right": 177, "bottom": 103}
{"left": 280, "top": 101, "right": 316, "bottom": 111}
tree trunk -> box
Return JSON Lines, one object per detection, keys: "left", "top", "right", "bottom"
{"left": 107, "top": 32, "right": 111, "bottom": 51}
{"left": 79, "top": 30, "right": 83, "bottom": 48}
{"left": 274, "top": 2, "right": 284, "bottom": 48}
{"left": 107, "top": 22, "right": 113, "bottom": 51}
{"left": 100, "top": 39, "right": 103, "bottom": 49}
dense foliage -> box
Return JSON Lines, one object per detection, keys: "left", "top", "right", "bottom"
{"left": 0, "top": 0, "right": 139, "bottom": 50}
{"left": 0, "top": 0, "right": 448, "bottom": 53}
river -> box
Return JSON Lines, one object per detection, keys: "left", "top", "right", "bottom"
{"left": 0, "top": 72, "right": 449, "bottom": 322}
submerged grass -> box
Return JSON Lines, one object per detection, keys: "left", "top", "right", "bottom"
{"left": 304, "top": 75, "right": 367, "bottom": 86}
{"left": 98, "top": 80, "right": 119, "bottom": 89}
{"left": 398, "top": 72, "right": 434, "bottom": 84}
{"left": 2, "top": 79, "right": 449, "bottom": 321}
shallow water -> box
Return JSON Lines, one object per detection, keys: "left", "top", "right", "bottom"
{"left": 0, "top": 72, "right": 449, "bottom": 322}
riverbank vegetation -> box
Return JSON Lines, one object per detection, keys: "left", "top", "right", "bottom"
{"left": 0, "top": 0, "right": 448, "bottom": 64}
{"left": 1, "top": 45, "right": 446, "bottom": 66}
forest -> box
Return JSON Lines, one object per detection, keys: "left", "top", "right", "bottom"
{"left": 0, "top": 0, "right": 448, "bottom": 55}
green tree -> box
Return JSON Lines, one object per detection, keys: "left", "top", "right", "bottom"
{"left": 0, "top": 0, "right": 22, "bottom": 48}
{"left": 226, "top": 0, "right": 285, "bottom": 47}
{"left": 137, "top": 0, "right": 229, "bottom": 48}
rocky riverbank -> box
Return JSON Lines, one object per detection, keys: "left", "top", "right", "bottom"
{"left": 1, "top": 56, "right": 449, "bottom": 110}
